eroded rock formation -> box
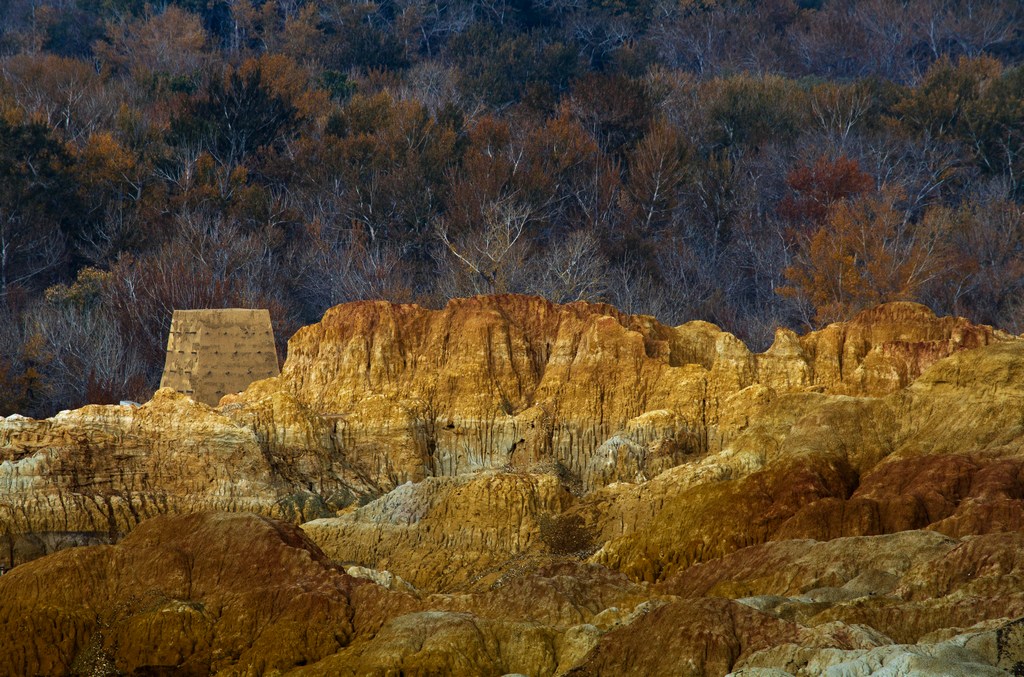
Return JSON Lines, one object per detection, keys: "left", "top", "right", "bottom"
{"left": 2, "top": 295, "right": 1024, "bottom": 675}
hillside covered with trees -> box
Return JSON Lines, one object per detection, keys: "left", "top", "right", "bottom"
{"left": 0, "top": 0, "right": 1022, "bottom": 416}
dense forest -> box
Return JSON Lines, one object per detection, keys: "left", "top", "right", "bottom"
{"left": 0, "top": 0, "right": 1022, "bottom": 416}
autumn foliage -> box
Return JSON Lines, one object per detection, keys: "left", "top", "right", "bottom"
{"left": 0, "top": 0, "right": 1023, "bottom": 415}
{"left": 781, "top": 189, "right": 946, "bottom": 325}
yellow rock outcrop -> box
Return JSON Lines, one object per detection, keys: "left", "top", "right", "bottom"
{"left": 2, "top": 295, "right": 1023, "bottom": 675}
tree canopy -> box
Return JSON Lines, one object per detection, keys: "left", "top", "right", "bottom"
{"left": 1, "top": 0, "right": 1023, "bottom": 415}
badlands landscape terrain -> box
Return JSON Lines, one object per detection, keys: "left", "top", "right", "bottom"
{"left": 2, "top": 295, "right": 1024, "bottom": 675}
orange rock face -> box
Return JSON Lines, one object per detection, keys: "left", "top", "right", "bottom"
{"left": 0, "top": 512, "right": 367, "bottom": 675}
{"left": 1, "top": 295, "right": 1023, "bottom": 675}
{"left": 235, "top": 296, "right": 1008, "bottom": 491}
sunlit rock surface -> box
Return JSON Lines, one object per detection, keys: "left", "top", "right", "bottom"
{"left": 2, "top": 295, "right": 1023, "bottom": 674}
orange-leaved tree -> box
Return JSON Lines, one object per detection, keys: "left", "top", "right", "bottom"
{"left": 780, "top": 187, "right": 949, "bottom": 326}
{"left": 780, "top": 154, "right": 875, "bottom": 229}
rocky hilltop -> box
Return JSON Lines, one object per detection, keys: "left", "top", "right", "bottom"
{"left": 2, "top": 296, "right": 1024, "bottom": 675}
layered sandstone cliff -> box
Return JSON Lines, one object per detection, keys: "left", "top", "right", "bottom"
{"left": 234, "top": 296, "right": 1008, "bottom": 491}
{"left": 6, "top": 511, "right": 1024, "bottom": 675}
{"left": 2, "top": 296, "right": 1004, "bottom": 566}
{"left": 2, "top": 295, "right": 1023, "bottom": 675}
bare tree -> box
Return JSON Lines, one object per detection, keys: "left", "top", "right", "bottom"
{"left": 94, "top": 6, "right": 210, "bottom": 78}
{"left": 296, "top": 219, "right": 415, "bottom": 313}
{"left": 32, "top": 299, "right": 148, "bottom": 407}
{"left": 527, "top": 230, "right": 609, "bottom": 304}
{"left": 0, "top": 53, "right": 116, "bottom": 143}
{"left": 0, "top": 216, "right": 64, "bottom": 297}
{"left": 809, "top": 81, "right": 874, "bottom": 150}
{"left": 436, "top": 197, "right": 532, "bottom": 295}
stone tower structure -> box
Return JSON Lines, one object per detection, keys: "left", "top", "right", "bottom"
{"left": 160, "top": 309, "right": 280, "bottom": 406}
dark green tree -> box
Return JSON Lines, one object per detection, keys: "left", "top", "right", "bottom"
{"left": 169, "top": 66, "right": 300, "bottom": 167}
{"left": 0, "top": 119, "right": 79, "bottom": 297}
